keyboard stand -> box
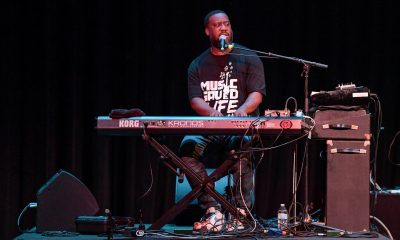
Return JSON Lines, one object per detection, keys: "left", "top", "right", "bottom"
{"left": 142, "top": 132, "right": 254, "bottom": 230}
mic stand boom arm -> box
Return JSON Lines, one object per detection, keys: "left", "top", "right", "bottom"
{"left": 231, "top": 45, "right": 328, "bottom": 69}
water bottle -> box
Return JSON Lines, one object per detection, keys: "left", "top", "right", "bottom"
{"left": 277, "top": 203, "right": 288, "bottom": 230}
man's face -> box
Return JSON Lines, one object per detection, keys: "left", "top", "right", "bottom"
{"left": 205, "top": 13, "right": 233, "bottom": 49}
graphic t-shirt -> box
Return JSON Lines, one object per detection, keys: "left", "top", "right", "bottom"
{"left": 188, "top": 45, "right": 266, "bottom": 116}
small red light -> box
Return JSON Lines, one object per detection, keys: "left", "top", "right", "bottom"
{"left": 280, "top": 120, "right": 293, "bottom": 129}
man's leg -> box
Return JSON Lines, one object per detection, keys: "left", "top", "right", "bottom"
{"left": 226, "top": 135, "right": 254, "bottom": 209}
{"left": 231, "top": 154, "right": 253, "bottom": 209}
{"left": 179, "top": 135, "right": 225, "bottom": 232}
{"left": 180, "top": 135, "right": 222, "bottom": 209}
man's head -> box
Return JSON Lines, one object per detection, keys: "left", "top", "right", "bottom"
{"left": 204, "top": 10, "right": 233, "bottom": 52}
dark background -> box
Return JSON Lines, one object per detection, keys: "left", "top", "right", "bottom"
{"left": 2, "top": 1, "right": 400, "bottom": 239}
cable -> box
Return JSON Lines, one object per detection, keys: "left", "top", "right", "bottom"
{"left": 251, "top": 130, "right": 264, "bottom": 212}
{"left": 137, "top": 141, "right": 154, "bottom": 201}
{"left": 370, "top": 215, "right": 394, "bottom": 240}
{"left": 240, "top": 131, "right": 309, "bottom": 154}
{"left": 17, "top": 202, "right": 37, "bottom": 232}
{"left": 219, "top": 117, "right": 277, "bottom": 234}
{"left": 368, "top": 94, "right": 383, "bottom": 217}
{"left": 254, "top": 128, "right": 283, "bottom": 169}
{"left": 237, "top": 115, "right": 315, "bottom": 155}
{"left": 284, "top": 97, "right": 298, "bottom": 113}
{"left": 41, "top": 231, "right": 80, "bottom": 237}
{"left": 237, "top": 117, "right": 266, "bottom": 220}
{"left": 288, "top": 139, "right": 309, "bottom": 225}
{"left": 144, "top": 230, "right": 242, "bottom": 239}
{"left": 234, "top": 114, "right": 315, "bottom": 233}
{"left": 388, "top": 130, "right": 400, "bottom": 166}
{"left": 342, "top": 231, "right": 380, "bottom": 238}
{"left": 238, "top": 156, "right": 258, "bottom": 232}
{"left": 236, "top": 114, "right": 315, "bottom": 234}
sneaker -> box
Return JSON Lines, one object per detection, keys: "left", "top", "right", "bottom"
{"left": 193, "top": 207, "right": 225, "bottom": 233}
{"left": 226, "top": 208, "right": 246, "bottom": 232}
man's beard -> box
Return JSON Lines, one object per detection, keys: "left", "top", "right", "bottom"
{"left": 211, "top": 39, "right": 222, "bottom": 49}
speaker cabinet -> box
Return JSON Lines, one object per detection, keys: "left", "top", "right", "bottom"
{"left": 36, "top": 170, "right": 99, "bottom": 232}
{"left": 326, "top": 140, "right": 370, "bottom": 232}
{"left": 370, "top": 192, "right": 400, "bottom": 239}
{"left": 312, "top": 109, "right": 370, "bottom": 140}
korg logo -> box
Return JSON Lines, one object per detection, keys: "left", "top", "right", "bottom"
{"left": 119, "top": 120, "right": 139, "bottom": 128}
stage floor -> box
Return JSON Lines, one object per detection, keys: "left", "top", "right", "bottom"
{"left": 15, "top": 224, "right": 391, "bottom": 240}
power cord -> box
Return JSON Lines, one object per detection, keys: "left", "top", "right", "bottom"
{"left": 17, "top": 202, "right": 37, "bottom": 232}
{"left": 370, "top": 215, "right": 394, "bottom": 240}
{"left": 388, "top": 130, "right": 400, "bottom": 166}
{"left": 284, "top": 96, "right": 298, "bottom": 113}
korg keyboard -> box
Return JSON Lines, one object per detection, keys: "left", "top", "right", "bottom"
{"left": 96, "top": 116, "right": 304, "bottom": 136}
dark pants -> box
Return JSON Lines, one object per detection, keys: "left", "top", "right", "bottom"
{"left": 179, "top": 135, "right": 253, "bottom": 210}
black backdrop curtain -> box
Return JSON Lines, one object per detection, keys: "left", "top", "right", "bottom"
{"left": 2, "top": 1, "right": 400, "bottom": 239}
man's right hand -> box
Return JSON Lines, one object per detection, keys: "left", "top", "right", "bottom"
{"left": 190, "top": 97, "right": 223, "bottom": 116}
{"left": 210, "top": 109, "right": 223, "bottom": 117}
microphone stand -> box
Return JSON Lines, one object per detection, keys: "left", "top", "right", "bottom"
{"left": 230, "top": 44, "right": 327, "bottom": 225}
{"left": 301, "top": 64, "right": 312, "bottom": 225}
{"left": 105, "top": 209, "right": 114, "bottom": 240}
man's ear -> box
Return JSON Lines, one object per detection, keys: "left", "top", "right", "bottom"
{"left": 205, "top": 27, "right": 210, "bottom": 36}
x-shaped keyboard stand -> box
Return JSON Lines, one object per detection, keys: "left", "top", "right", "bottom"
{"left": 142, "top": 133, "right": 254, "bottom": 230}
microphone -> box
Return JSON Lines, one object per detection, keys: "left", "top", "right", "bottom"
{"left": 219, "top": 35, "right": 227, "bottom": 51}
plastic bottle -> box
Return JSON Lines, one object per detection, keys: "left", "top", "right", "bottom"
{"left": 277, "top": 203, "right": 288, "bottom": 230}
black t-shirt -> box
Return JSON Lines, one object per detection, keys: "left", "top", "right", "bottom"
{"left": 188, "top": 45, "right": 266, "bottom": 116}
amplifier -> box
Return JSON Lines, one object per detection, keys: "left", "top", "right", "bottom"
{"left": 325, "top": 140, "right": 370, "bottom": 232}
{"left": 312, "top": 109, "right": 370, "bottom": 140}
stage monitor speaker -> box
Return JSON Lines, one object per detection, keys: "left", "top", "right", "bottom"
{"left": 326, "top": 140, "right": 370, "bottom": 232}
{"left": 36, "top": 169, "right": 99, "bottom": 232}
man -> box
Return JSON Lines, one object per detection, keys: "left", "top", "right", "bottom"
{"left": 179, "top": 10, "right": 266, "bottom": 232}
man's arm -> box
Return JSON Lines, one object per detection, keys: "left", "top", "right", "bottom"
{"left": 190, "top": 97, "right": 223, "bottom": 116}
{"left": 234, "top": 92, "right": 263, "bottom": 116}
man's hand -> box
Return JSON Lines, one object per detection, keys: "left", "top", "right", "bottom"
{"left": 234, "top": 92, "right": 263, "bottom": 116}
{"left": 190, "top": 97, "right": 223, "bottom": 116}
{"left": 210, "top": 109, "right": 224, "bottom": 116}
{"left": 233, "top": 108, "right": 247, "bottom": 117}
